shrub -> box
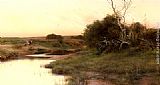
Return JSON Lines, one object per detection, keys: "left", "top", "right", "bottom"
{"left": 46, "top": 33, "right": 63, "bottom": 40}
{"left": 143, "top": 29, "right": 157, "bottom": 45}
{"left": 129, "top": 22, "right": 146, "bottom": 46}
{"left": 83, "top": 15, "right": 120, "bottom": 48}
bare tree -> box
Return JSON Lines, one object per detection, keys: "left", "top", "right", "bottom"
{"left": 107, "top": 0, "right": 132, "bottom": 41}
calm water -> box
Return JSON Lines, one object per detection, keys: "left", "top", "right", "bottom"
{"left": 0, "top": 59, "right": 67, "bottom": 85}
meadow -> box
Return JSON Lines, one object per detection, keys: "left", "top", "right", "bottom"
{"left": 46, "top": 48, "right": 160, "bottom": 85}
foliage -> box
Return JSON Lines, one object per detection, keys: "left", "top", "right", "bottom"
{"left": 46, "top": 33, "right": 64, "bottom": 48}
{"left": 84, "top": 15, "right": 121, "bottom": 48}
{"left": 129, "top": 22, "right": 146, "bottom": 46}
{"left": 143, "top": 28, "right": 157, "bottom": 44}
{"left": 0, "top": 37, "right": 25, "bottom": 45}
{"left": 83, "top": 15, "right": 155, "bottom": 53}
{"left": 130, "top": 22, "right": 146, "bottom": 34}
{"left": 46, "top": 33, "right": 63, "bottom": 40}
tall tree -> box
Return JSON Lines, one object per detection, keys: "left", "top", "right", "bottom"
{"left": 84, "top": 15, "right": 120, "bottom": 48}
{"left": 107, "top": 0, "right": 132, "bottom": 41}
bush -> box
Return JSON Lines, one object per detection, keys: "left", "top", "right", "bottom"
{"left": 46, "top": 33, "right": 63, "bottom": 40}
{"left": 83, "top": 15, "right": 120, "bottom": 48}
{"left": 143, "top": 29, "right": 157, "bottom": 45}
{"left": 129, "top": 22, "right": 146, "bottom": 46}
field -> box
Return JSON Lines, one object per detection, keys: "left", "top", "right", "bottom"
{"left": 0, "top": 37, "right": 84, "bottom": 61}
{"left": 46, "top": 48, "right": 160, "bottom": 85}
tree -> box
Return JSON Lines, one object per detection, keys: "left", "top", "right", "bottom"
{"left": 46, "top": 33, "right": 64, "bottom": 47}
{"left": 107, "top": 0, "right": 132, "bottom": 41}
{"left": 84, "top": 15, "right": 120, "bottom": 48}
{"left": 143, "top": 29, "right": 157, "bottom": 45}
{"left": 46, "top": 33, "right": 63, "bottom": 40}
{"left": 84, "top": 0, "right": 132, "bottom": 48}
{"left": 129, "top": 22, "right": 146, "bottom": 46}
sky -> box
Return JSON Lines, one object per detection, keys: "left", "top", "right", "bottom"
{"left": 0, "top": 0, "right": 159, "bottom": 37}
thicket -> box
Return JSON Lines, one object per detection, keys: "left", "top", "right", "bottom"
{"left": 83, "top": 15, "right": 156, "bottom": 52}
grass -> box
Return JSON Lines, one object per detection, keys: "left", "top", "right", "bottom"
{"left": 0, "top": 37, "right": 26, "bottom": 45}
{"left": 0, "top": 49, "right": 19, "bottom": 61}
{"left": 32, "top": 39, "right": 81, "bottom": 50}
{"left": 0, "top": 37, "right": 84, "bottom": 62}
{"left": 0, "top": 37, "right": 159, "bottom": 84}
{"left": 46, "top": 48, "right": 160, "bottom": 85}
{"left": 0, "top": 37, "right": 84, "bottom": 49}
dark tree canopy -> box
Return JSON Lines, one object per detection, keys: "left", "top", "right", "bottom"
{"left": 84, "top": 15, "right": 121, "bottom": 47}
{"left": 130, "top": 22, "right": 146, "bottom": 34}
{"left": 143, "top": 29, "right": 157, "bottom": 44}
{"left": 46, "top": 33, "right": 63, "bottom": 40}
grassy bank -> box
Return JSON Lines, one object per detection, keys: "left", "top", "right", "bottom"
{"left": 46, "top": 48, "right": 160, "bottom": 85}
{"left": 0, "top": 49, "right": 19, "bottom": 61}
{"left": 0, "top": 37, "right": 84, "bottom": 61}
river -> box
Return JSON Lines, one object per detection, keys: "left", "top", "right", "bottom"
{"left": 0, "top": 59, "right": 67, "bottom": 85}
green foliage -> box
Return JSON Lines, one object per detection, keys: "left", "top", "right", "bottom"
{"left": 46, "top": 33, "right": 64, "bottom": 48}
{"left": 46, "top": 33, "right": 63, "bottom": 40}
{"left": 0, "top": 37, "right": 25, "bottom": 45}
{"left": 129, "top": 22, "right": 146, "bottom": 46}
{"left": 84, "top": 15, "right": 120, "bottom": 48}
{"left": 130, "top": 22, "right": 145, "bottom": 34}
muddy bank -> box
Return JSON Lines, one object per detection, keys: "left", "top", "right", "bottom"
{"left": 46, "top": 49, "right": 81, "bottom": 55}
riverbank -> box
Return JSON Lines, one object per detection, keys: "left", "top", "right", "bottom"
{"left": 1, "top": 37, "right": 159, "bottom": 85}
{"left": 46, "top": 48, "right": 160, "bottom": 85}
{"left": 0, "top": 37, "right": 84, "bottom": 61}
{"left": 0, "top": 44, "right": 80, "bottom": 61}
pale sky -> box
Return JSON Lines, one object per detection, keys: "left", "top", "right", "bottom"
{"left": 0, "top": 0, "right": 159, "bottom": 37}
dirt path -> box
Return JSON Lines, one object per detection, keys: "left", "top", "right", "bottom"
{"left": 138, "top": 77, "right": 152, "bottom": 85}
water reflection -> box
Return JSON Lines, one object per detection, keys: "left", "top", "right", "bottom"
{"left": 0, "top": 59, "right": 67, "bottom": 85}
